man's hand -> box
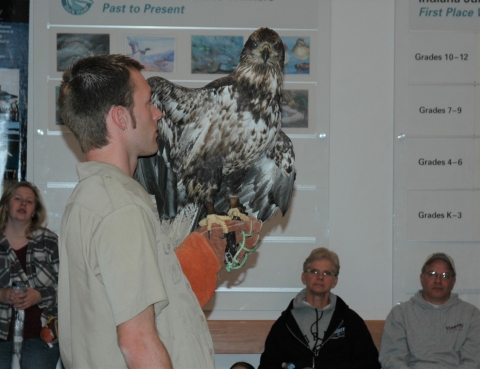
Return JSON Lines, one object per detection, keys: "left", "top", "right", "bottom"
{"left": 195, "top": 215, "right": 262, "bottom": 268}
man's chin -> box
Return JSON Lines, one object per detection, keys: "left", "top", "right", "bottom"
{"left": 140, "top": 148, "right": 158, "bottom": 158}
{"left": 423, "top": 290, "right": 450, "bottom": 302}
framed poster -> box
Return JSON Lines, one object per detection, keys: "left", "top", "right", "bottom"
{"left": 0, "top": 0, "right": 29, "bottom": 188}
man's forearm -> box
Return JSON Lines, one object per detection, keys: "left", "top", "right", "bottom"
{"left": 118, "top": 305, "right": 172, "bottom": 369}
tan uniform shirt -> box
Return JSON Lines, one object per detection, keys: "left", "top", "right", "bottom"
{"left": 59, "top": 162, "right": 214, "bottom": 369}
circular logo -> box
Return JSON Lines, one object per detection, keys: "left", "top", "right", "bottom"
{"left": 62, "top": 0, "right": 93, "bottom": 15}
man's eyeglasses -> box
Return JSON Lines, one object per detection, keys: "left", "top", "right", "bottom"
{"left": 304, "top": 269, "right": 335, "bottom": 278}
{"left": 423, "top": 271, "right": 454, "bottom": 280}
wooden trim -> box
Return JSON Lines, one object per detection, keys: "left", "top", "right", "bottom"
{"left": 207, "top": 319, "right": 384, "bottom": 354}
{"left": 364, "top": 320, "right": 385, "bottom": 351}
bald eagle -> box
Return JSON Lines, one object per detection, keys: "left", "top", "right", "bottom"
{"left": 135, "top": 27, "right": 295, "bottom": 245}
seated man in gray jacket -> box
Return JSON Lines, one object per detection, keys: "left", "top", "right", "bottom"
{"left": 379, "top": 252, "right": 480, "bottom": 368}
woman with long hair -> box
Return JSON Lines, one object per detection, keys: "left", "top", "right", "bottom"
{"left": 0, "top": 181, "right": 59, "bottom": 369}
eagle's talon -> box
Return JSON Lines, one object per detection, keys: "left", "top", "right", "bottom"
{"left": 199, "top": 214, "right": 231, "bottom": 234}
{"left": 228, "top": 208, "right": 250, "bottom": 223}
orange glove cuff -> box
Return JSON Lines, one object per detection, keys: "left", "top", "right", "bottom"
{"left": 175, "top": 232, "right": 221, "bottom": 307}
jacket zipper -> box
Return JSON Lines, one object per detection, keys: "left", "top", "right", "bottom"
{"left": 286, "top": 319, "right": 345, "bottom": 369}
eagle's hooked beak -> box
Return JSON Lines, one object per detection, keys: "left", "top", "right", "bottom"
{"left": 261, "top": 46, "right": 270, "bottom": 64}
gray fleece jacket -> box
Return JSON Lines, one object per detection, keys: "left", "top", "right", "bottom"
{"left": 379, "top": 291, "right": 480, "bottom": 369}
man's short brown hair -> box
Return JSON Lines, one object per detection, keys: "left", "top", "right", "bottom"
{"left": 58, "top": 54, "right": 144, "bottom": 153}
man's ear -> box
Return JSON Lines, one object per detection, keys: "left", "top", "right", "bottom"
{"left": 110, "top": 106, "right": 128, "bottom": 131}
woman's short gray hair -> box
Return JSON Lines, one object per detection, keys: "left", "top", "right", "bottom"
{"left": 303, "top": 247, "right": 340, "bottom": 276}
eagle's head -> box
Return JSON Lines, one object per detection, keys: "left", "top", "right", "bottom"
{"left": 235, "top": 27, "right": 284, "bottom": 81}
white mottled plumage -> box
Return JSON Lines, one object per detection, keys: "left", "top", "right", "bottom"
{"left": 135, "top": 27, "right": 295, "bottom": 228}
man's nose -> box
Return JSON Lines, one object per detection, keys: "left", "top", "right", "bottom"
{"left": 153, "top": 105, "right": 163, "bottom": 121}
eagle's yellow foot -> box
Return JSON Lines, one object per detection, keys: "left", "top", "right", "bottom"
{"left": 228, "top": 208, "right": 250, "bottom": 222}
{"left": 199, "top": 214, "right": 231, "bottom": 237}
{"left": 198, "top": 211, "right": 248, "bottom": 264}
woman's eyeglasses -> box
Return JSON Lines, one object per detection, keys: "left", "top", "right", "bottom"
{"left": 304, "top": 269, "right": 335, "bottom": 278}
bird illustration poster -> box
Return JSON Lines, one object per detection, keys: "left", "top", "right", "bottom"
{"left": 191, "top": 34, "right": 310, "bottom": 76}
{"left": 191, "top": 35, "right": 244, "bottom": 74}
{"left": 281, "top": 89, "right": 309, "bottom": 128}
{"left": 282, "top": 36, "right": 311, "bottom": 75}
{"left": 126, "top": 35, "right": 175, "bottom": 73}
{"left": 56, "top": 33, "right": 110, "bottom": 72}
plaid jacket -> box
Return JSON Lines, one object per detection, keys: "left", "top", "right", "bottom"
{"left": 0, "top": 228, "right": 59, "bottom": 340}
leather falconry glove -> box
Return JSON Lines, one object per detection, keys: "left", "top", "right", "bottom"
{"left": 175, "top": 216, "right": 262, "bottom": 307}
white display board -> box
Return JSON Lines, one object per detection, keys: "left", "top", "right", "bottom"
{"left": 394, "top": 0, "right": 480, "bottom": 305}
{"left": 28, "top": 0, "right": 331, "bottom": 317}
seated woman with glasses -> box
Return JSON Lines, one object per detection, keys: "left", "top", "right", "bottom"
{"left": 258, "top": 247, "right": 381, "bottom": 369}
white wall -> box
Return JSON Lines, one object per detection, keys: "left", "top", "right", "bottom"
{"left": 329, "top": 0, "right": 394, "bottom": 320}
{"left": 216, "top": 1, "right": 395, "bottom": 367}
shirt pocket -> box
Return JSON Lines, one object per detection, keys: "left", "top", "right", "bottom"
{"left": 157, "top": 229, "right": 183, "bottom": 285}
